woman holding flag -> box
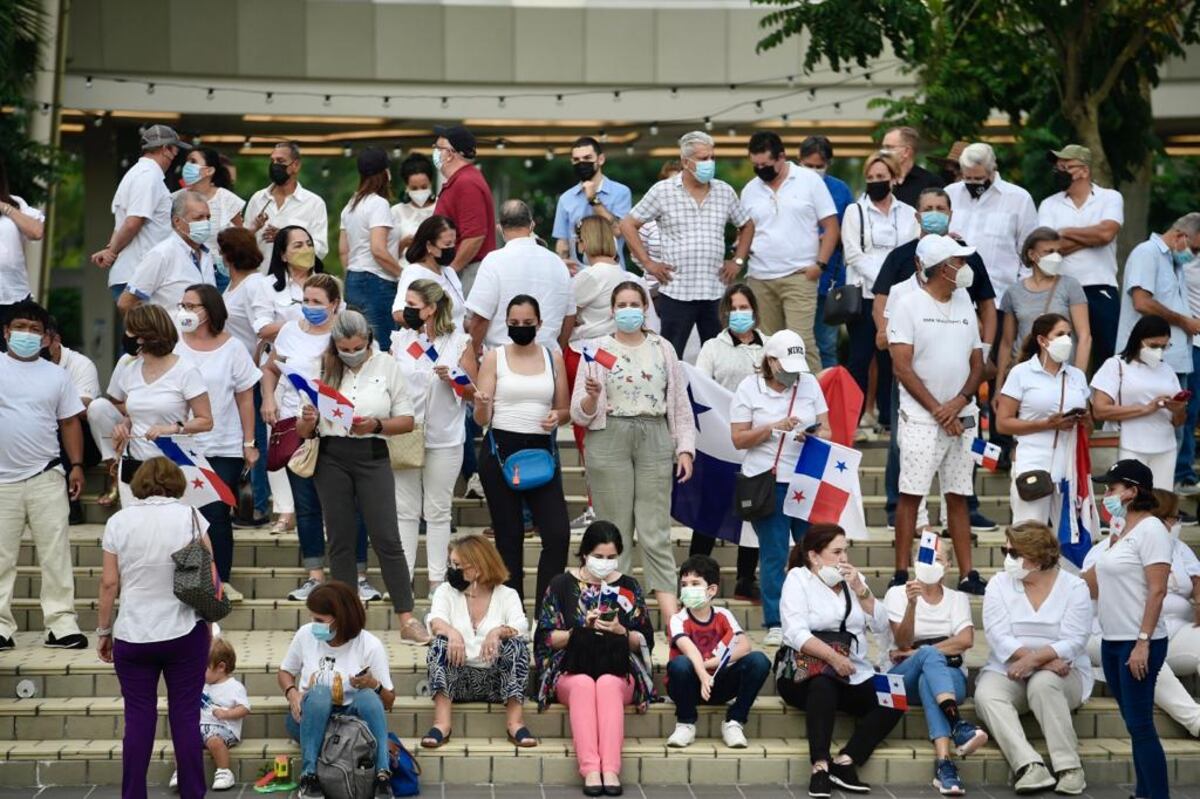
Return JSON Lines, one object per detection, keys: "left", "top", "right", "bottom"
{"left": 392, "top": 278, "right": 478, "bottom": 594}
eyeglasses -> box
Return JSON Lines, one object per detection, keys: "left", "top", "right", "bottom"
{"left": 178, "top": 302, "right": 203, "bottom": 312}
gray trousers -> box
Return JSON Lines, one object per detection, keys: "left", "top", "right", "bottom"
{"left": 313, "top": 437, "right": 414, "bottom": 614}
{"left": 974, "top": 668, "right": 1084, "bottom": 774}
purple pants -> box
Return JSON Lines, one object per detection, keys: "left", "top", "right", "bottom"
{"left": 114, "top": 622, "right": 210, "bottom": 799}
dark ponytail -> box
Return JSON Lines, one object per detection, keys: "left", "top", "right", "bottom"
{"left": 1018, "top": 312, "right": 1070, "bottom": 364}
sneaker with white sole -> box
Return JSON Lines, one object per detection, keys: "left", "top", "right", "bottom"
{"left": 666, "top": 722, "right": 696, "bottom": 748}
{"left": 721, "top": 719, "right": 748, "bottom": 748}
{"left": 933, "top": 759, "right": 965, "bottom": 796}
{"left": 288, "top": 577, "right": 322, "bottom": 602}
{"left": 570, "top": 506, "right": 597, "bottom": 530}
{"left": 169, "top": 770, "right": 178, "bottom": 789}
{"left": 222, "top": 583, "right": 244, "bottom": 602}
{"left": 1054, "top": 768, "right": 1086, "bottom": 796}
{"left": 463, "top": 473, "right": 485, "bottom": 499}
{"left": 951, "top": 719, "right": 988, "bottom": 757}
{"left": 358, "top": 577, "right": 382, "bottom": 602}
{"left": 212, "top": 768, "right": 236, "bottom": 791}
{"left": 1014, "top": 762, "right": 1056, "bottom": 794}
{"left": 764, "top": 627, "right": 783, "bottom": 646}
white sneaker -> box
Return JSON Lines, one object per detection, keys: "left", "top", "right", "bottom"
{"left": 667, "top": 722, "right": 696, "bottom": 748}
{"left": 212, "top": 768, "right": 236, "bottom": 791}
{"left": 463, "top": 473, "right": 485, "bottom": 499}
{"left": 764, "top": 627, "right": 784, "bottom": 646}
{"left": 169, "top": 770, "right": 178, "bottom": 789}
{"left": 570, "top": 506, "right": 597, "bottom": 530}
{"left": 222, "top": 583, "right": 244, "bottom": 602}
{"left": 288, "top": 577, "right": 322, "bottom": 601}
{"left": 721, "top": 720, "right": 748, "bottom": 749}
{"left": 358, "top": 577, "right": 382, "bottom": 602}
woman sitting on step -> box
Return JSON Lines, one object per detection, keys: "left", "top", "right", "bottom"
{"left": 536, "top": 520, "right": 657, "bottom": 797}
{"left": 420, "top": 533, "right": 537, "bottom": 749}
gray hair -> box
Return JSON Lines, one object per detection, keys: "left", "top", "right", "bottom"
{"left": 331, "top": 308, "right": 371, "bottom": 343}
{"left": 172, "top": 190, "right": 206, "bottom": 220}
{"left": 679, "top": 131, "right": 714, "bottom": 160}
{"left": 273, "top": 141, "right": 302, "bottom": 162}
{"left": 959, "top": 142, "right": 997, "bottom": 172}
{"left": 499, "top": 199, "right": 533, "bottom": 230}
{"left": 1171, "top": 212, "right": 1200, "bottom": 238}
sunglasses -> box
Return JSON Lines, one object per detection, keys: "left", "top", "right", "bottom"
{"left": 999, "top": 546, "right": 1021, "bottom": 560}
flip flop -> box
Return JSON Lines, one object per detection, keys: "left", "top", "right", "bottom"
{"left": 419, "top": 727, "right": 450, "bottom": 749}
{"left": 506, "top": 726, "right": 538, "bottom": 747}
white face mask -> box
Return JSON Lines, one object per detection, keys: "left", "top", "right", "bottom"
{"left": 1140, "top": 346, "right": 1165, "bottom": 369}
{"left": 409, "top": 189, "right": 432, "bottom": 206}
{"left": 951, "top": 264, "right": 974, "bottom": 290}
{"left": 177, "top": 311, "right": 201, "bottom": 332}
{"left": 586, "top": 555, "right": 618, "bottom": 580}
{"left": 817, "top": 564, "right": 843, "bottom": 587}
{"left": 914, "top": 561, "right": 946, "bottom": 585}
{"left": 1037, "top": 251, "right": 1064, "bottom": 276}
{"left": 1045, "top": 334, "right": 1073, "bottom": 364}
{"left": 1003, "top": 553, "right": 1031, "bottom": 581}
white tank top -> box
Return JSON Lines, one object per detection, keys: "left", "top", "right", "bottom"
{"left": 492, "top": 346, "right": 555, "bottom": 434}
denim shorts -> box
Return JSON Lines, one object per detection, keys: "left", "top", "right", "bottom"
{"left": 201, "top": 723, "right": 239, "bottom": 747}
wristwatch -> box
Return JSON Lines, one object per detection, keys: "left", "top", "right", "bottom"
{"left": 96, "top": 627, "right": 112, "bottom": 637}
{"left": 816, "top": 260, "right": 828, "bottom": 272}
{"left": 733, "top": 257, "right": 746, "bottom": 267}
{"left": 243, "top": 441, "right": 256, "bottom": 449}
{"left": 1137, "top": 632, "right": 1151, "bottom": 642}
{"left": 588, "top": 196, "right": 601, "bottom": 207}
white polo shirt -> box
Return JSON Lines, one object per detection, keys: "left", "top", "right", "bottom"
{"left": 1091, "top": 516, "right": 1173, "bottom": 640}
{"left": 1037, "top": 184, "right": 1124, "bottom": 287}
{"left": 175, "top": 337, "right": 261, "bottom": 458}
{"left": 109, "top": 157, "right": 172, "bottom": 287}
{"left": 741, "top": 163, "right": 837, "bottom": 280}
{"left": 730, "top": 374, "right": 827, "bottom": 481}
{"left": 125, "top": 234, "right": 216, "bottom": 314}
{"left": 0, "top": 196, "right": 44, "bottom": 304}
{"left": 223, "top": 272, "right": 276, "bottom": 359}
{"left": 1090, "top": 355, "right": 1181, "bottom": 454}
{"left": 999, "top": 357, "right": 1090, "bottom": 477}
{"left": 57, "top": 346, "right": 101, "bottom": 402}
{"left": 466, "top": 236, "right": 573, "bottom": 350}
{"left": 245, "top": 183, "right": 330, "bottom": 262}
{"left": 0, "top": 353, "right": 85, "bottom": 483}
{"left": 340, "top": 194, "right": 395, "bottom": 282}
{"left": 946, "top": 175, "right": 1038, "bottom": 303}
{"left": 886, "top": 286, "right": 981, "bottom": 423}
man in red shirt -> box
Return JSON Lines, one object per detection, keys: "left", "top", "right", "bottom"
{"left": 432, "top": 125, "right": 496, "bottom": 298}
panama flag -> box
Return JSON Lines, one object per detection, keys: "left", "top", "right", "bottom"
{"left": 968, "top": 438, "right": 1002, "bottom": 471}
{"left": 1057, "top": 427, "right": 1099, "bottom": 569}
{"left": 405, "top": 334, "right": 439, "bottom": 363}
{"left": 154, "top": 437, "right": 237, "bottom": 508}
{"left": 582, "top": 345, "right": 617, "bottom": 370}
{"left": 782, "top": 436, "right": 868, "bottom": 539}
{"left": 280, "top": 365, "right": 355, "bottom": 426}
{"left": 670, "top": 364, "right": 759, "bottom": 547}
{"left": 873, "top": 672, "right": 908, "bottom": 710}
{"left": 448, "top": 367, "right": 472, "bottom": 398}
{"left": 917, "top": 529, "right": 940, "bottom": 565}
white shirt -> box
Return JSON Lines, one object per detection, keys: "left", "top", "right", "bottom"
{"left": 175, "top": 337, "right": 261, "bottom": 458}
{"left": 946, "top": 175, "right": 1039, "bottom": 303}
{"left": 107, "top": 357, "right": 208, "bottom": 460}
{"left": 1090, "top": 355, "right": 1181, "bottom": 454}
{"left": 389, "top": 263, "right": 467, "bottom": 332}
{"left": 730, "top": 374, "right": 828, "bottom": 481}
{"left": 1184, "top": 260, "right": 1200, "bottom": 350}
{"left": 223, "top": 272, "right": 276, "bottom": 359}
{"left": 887, "top": 287, "right": 981, "bottom": 424}
{"left": 388, "top": 201, "right": 436, "bottom": 268}
{"left": 272, "top": 321, "right": 331, "bottom": 420}
{"left": 1037, "top": 185, "right": 1124, "bottom": 287}
{"left": 280, "top": 624, "right": 393, "bottom": 705}
{"left": 569, "top": 262, "right": 660, "bottom": 343}
{"left": 1162, "top": 537, "right": 1200, "bottom": 637}
{"left": 841, "top": 197, "right": 919, "bottom": 299}
{"left": 340, "top": 194, "right": 395, "bottom": 281}
{"left": 883, "top": 584, "right": 973, "bottom": 674}
{"left": 318, "top": 351, "right": 414, "bottom": 438}
{"left": 109, "top": 157, "right": 172, "bottom": 286}
{"left": 245, "top": 183, "right": 329, "bottom": 262}
{"left": 201, "top": 677, "right": 250, "bottom": 742}
{"left": 780, "top": 566, "right": 891, "bottom": 685}
{"left": 466, "top": 237, "right": 573, "bottom": 350}
{"left": 171, "top": 187, "right": 244, "bottom": 233}
{"left": 1091, "top": 516, "right": 1173, "bottom": 640}
{"left": 1000, "top": 358, "right": 1090, "bottom": 477}
{"left": 57, "top": 345, "right": 101, "bottom": 402}
{"left": 696, "top": 330, "right": 764, "bottom": 393}
{"left": 981, "top": 570, "right": 1094, "bottom": 700}
{"left": 741, "top": 163, "right": 837, "bottom": 280}
{"left": 0, "top": 353, "right": 84, "bottom": 483}
{"left": 428, "top": 582, "right": 528, "bottom": 668}
{"left": 390, "top": 328, "right": 470, "bottom": 448}
{"left": 0, "top": 196, "right": 44, "bottom": 303}
{"left": 101, "top": 497, "right": 203, "bottom": 642}
{"left": 125, "top": 235, "right": 216, "bottom": 315}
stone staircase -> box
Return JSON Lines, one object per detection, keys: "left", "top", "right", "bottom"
{"left": 3, "top": 439, "right": 1199, "bottom": 789}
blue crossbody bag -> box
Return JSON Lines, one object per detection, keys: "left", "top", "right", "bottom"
{"left": 487, "top": 347, "right": 559, "bottom": 491}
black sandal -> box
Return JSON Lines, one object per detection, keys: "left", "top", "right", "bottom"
{"left": 419, "top": 727, "right": 450, "bottom": 749}
{"left": 506, "top": 726, "right": 538, "bottom": 747}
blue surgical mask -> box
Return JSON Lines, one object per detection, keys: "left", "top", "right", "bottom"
{"left": 1102, "top": 494, "right": 1127, "bottom": 519}
{"left": 7, "top": 330, "right": 42, "bottom": 358}
{"left": 187, "top": 220, "right": 212, "bottom": 246}
{"left": 311, "top": 622, "right": 334, "bottom": 642}
{"left": 728, "top": 310, "right": 755, "bottom": 334}
{"left": 920, "top": 211, "right": 950, "bottom": 236}
{"left": 181, "top": 162, "right": 203, "bottom": 186}
{"left": 302, "top": 305, "right": 330, "bottom": 325}
{"left": 692, "top": 159, "right": 716, "bottom": 184}
{"left": 614, "top": 307, "right": 645, "bottom": 333}
{"left": 1173, "top": 248, "right": 1195, "bottom": 268}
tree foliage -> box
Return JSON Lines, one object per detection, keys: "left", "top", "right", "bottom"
{"left": 0, "top": 0, "right": 57, "bottom": 204}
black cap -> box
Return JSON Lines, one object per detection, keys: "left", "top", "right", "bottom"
{"left": 433, "top": 124, "right": 477, "bottom": 159}
{"left": 357, "top": 147, "right": 389, "bottom": 178}
{"left": 1095, "top": 459, "right": 1154, "bottom": 488}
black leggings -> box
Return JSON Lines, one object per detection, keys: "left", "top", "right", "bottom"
{"left": 777, "top": 674, "right": 904, "bottom": 765}
{"left": 478, "top": 429, "right": 570, "bottom": 604}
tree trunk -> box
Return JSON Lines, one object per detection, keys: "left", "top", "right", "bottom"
{"left": 1063, "top": 99, "right": 1114, "bottom": 188}
{"left": 1115, "top": 75, "right": 1154, "bottom": 263}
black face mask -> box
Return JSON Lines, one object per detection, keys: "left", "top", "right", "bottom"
{"left": 435, "top": 246, "right": 456, "bottom": 267}
{"left": 1052, "top": 169, "right": 1073, "bottom": 192}
{"left": 121, "top": 334, "right": 141, "bottom": 357}
{"left": 445, "top": 566, "right": 470, "bottom": 592}
{"left": 402, "top": 306, "right": 424, "bottom": 330}
{"left": 269, "top": 163, "right": 290, "bottom": 186}
{"left": 573, "top": 162, "right": 597, "bottom": 182}
{"left": 753, "top": 163, "right": 778, "bottom": 183}
{"left": 964, "top": 180, "right": 992, "bottom": 200}
{"left": 508, "top": 324, "right": 537, "bottom": 346}
{"left": 865, "top": 180, "right": 892, "bottom": 202}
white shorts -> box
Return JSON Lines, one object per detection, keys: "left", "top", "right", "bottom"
{"left": 898, "top": 413, "right": 975, "bottom": 497}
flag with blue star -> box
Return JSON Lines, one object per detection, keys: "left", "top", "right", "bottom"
{"left": 782, "top": 435, "right": 867, "bottom": 538}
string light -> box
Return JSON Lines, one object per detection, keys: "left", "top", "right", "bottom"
{"left": 649, "top": 123, "right": 659, "bottom": 136}
{"left": 809, "top": 88, "right": 817, "bottom": 99}
{"left": 754, "top": 100, "right": 764, "bottom": 114}
{"left": 323, "top": 95, "right": 332, "bottom": 107}
{"left": 321, "top": 165, "right": 331, "bottom": 178}
{"left": 392, "top": 147, "right": 402, "bottom": 160}
{"left": 92, "top": 114, "right": 103, "bottom": 128}
{"left": 703, "top": 117, "right": 713, "bottom": 131}
{"left": 342, "top": 145, "right": 353, "bottom": 158}
{"left": 781, "top": 113, "right": 790, "bottom": 123}
{"left": 523, "top": 158, "right": 533, "bottom": 169}
{"left": 544, "top": 148, "right": 554, "bottom": 161}
{"left": 833, "top": 102, "right": 842, "bottom": 113}
{"left": 206, "top": 88, "right": 214, "bottom": 101}
{"left": 496, "top": 139, "right": 506, "bottom": 150}
{"left": 728, "top": 83, "right": 736, "bottom": 93}
{"left": 555, "top": 94, "right": 564, "bottom": 106}
{"left": 146, "top": 83, "right": 155, "bottom": 95}
{"left": 786, "top": 75, "right": 795, "bottom": 87}
{"left": 39, "top": 103, "right": 50, "bottom": 115}
{"left": 670, "top": 87, "right": 679, "bottom": 99}
{"left": 612, "top": 90, "right": 621, "bottom": 102}
{"left": 84, "top": 76, "right": 93, "bottom": 89}
{"left": 265, "top": 92, "right": 274, "bottom": 105}
{"left": 599, "top": 130, "right": 608, "bottom": 143}
{"left": 498, "top": 96, "right": 506, "bottom": 108}
{"left": 727, "top": 127, "right": 737, "bottom": 137}
{"left": 440, "top": 97, "right": 449, "bottom": 109}
{"left": 382, "top": 96, "right": 391, "bottom": 109}
{"left": 625, "top": 145, "right": 635, "bottom": 156}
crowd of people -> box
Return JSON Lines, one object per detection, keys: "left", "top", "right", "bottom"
{"left": 0, "top": 118, "right": 1196, "bottom": 799}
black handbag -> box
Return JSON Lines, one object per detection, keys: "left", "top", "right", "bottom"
{"left": 734, "top": 383, "right": 799, "bottom": 521}
{"left": 773, "top": 587, "right": 855, "bottom": 684}
{"left": 1015, "top": 368, "right": 1065, "bottom": 502}
{"left": 561, "top": 627, "right": 631, "bottom": 679}
{"left": 822, "top": 203, "right": 865, "bottom": 326}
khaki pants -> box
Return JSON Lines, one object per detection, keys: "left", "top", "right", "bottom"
{"left": 0, "top": 469, "right": 80, "bottom": 639}
{"left": 585, "top": 416, "right": 677, "bottom": 593}
{"left": 748, "top": 270, "right": 820, "bottom": 374}
{"left": 974, "top": 668, "right": 1083, "bottom": 774}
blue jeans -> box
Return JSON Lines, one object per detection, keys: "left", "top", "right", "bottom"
{"left": 752, "top": 483, "right": 808, "bottom": 628}
{"left": 286, "top": 470, "right": 369, "bottom": 571}
{"left": 1083, "top": 285, "right": 1119, "bottom": 366}
{"left": 252, "top": 385, "right": 270, "bottom": 515}
{"left": 345, "top": 270, "right": 398, "bottom": 350}
{"left": 1101, "top": 638, "right": 1169, "bottom": 799}
{"left": 285, "top": 684, "right": 390, "bottom": 775}
{"left": 887, "top": 645, "right": 967, "bottom": 741}
{"left": 813, "top": 294, "right": 840, "bottom": 369}
{"left": 666, "top": 651, "right": 772, "bottom": 724}
{"left": 199, "top": 455, "right": 244, "bottom": 582}
{"left": 1176, "top": 348, "right": 1200, "bottom": 483}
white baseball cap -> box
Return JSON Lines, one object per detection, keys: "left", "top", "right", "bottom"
{"left": 764, "top": 329, "right": 810, "bottom": 373}
{"left": 916, "top": 234, "right": 975, "bottom": 270}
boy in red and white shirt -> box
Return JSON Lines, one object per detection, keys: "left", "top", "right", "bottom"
{"left": 665, "top": 555, "right": 772, "bottom": 749}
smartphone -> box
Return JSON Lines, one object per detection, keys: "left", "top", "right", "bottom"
{"left": 958, "top": 416, "right": 976, "bottom": 429}
{"left": 599, "top": 608, "right": 618, "bottom": 622}
{"left": 804, "top": 423, "right": 820, "bottom": 434}
{"left": 1175, "top": 390, "right": 1193, "bottom": 402}
{"left": 355, "top": 666, "right": 370, "bottom": 677}
{"left": 1061, "top": 407, "right": 1086, "bottom": 418}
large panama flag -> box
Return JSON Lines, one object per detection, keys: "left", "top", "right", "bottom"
{"left": 782, "top": 435, "right": 868, "bottom": 539}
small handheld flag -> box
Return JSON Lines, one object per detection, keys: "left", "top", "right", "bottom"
{"left": 281, "top": 366, "right": 355, "bottom": 426}
{"left": 448, "top": 367, "right": 472, "bottom": 397}
{"left": 782, "top": 436, "right": 869, "bottom": 538}
{"left": 967, "top": 438, "right": 1002, "bottom": 471}
{"left": 917, "top": 530, "right": 939, "bottom": 564}
{"left": 154, "top": 437, "right": 237, "bottom": 508}
{"left": 873, "top": 672, "right": 908, "bottom": 710}
{"left": 583, "top": 346, "right": 617, "bottom": 370}
{"left": 405, "top": 334, "right": 439, "bottom": 363}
